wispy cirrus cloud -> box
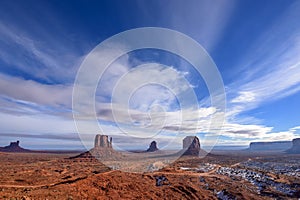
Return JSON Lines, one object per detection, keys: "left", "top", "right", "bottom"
{"left": 0, "top": 21, "right": 83, "bottom": 84}
{"left": 227, "top": 1, "right": 300, "bottom": 116}
{"left": 164, "top": 0, "right": 236, "bottom": 51}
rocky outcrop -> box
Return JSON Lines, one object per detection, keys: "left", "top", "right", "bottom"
{"left": 249, "top": 141, "right": 292, "bottom": 151}
{"left": 182, "top": 136, "right": 200, "bottom": 156}
{"left": 286, "top": 138, "right": 300, "bottom": 154}
{"left": 0, "top": 141, "right": 31, "bottom": 152}
{"left": 71, "top": 134, "right": 123, "bottom": 160}
{"left": 94, "top": 134, "right": 112, "bottom": 148}
{"left": 146, "top": 141, "right": 159, "bottom": 152}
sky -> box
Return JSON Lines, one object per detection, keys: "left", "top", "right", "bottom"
{"left": 0, "top": 0, "right": 300, "bottom": 150}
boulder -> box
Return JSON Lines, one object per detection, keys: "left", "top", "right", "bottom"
{"left": 146, "top": 141, "right": 159, "bottom": 152}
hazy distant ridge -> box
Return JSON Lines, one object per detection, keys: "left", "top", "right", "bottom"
{"left": 249, "top": 141, "right": 292, "bottom": 151}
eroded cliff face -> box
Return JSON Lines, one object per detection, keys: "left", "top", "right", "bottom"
{"left": 249, "top": 141, "right": 292, "bottom": 151}
{"left": 94, "top": 134, "right": 112, "bottom": 148}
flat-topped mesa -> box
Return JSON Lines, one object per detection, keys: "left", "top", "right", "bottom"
{"left": 0, "top": 140, "right": 31, "bottom": 152}
{"left": 94, "top": 134, "right": 112, "bottom": 148}
{"left": 249, "top": 141, "right": 292, "bottom": 151}
{"left": 182, "top": 136, "right": 200, "bottom": 156}
{"left": 286, "top": 138, "right": 300, "bottom": 154}
{"left": 293, "top": 138, "right": 300, "bottom": 146}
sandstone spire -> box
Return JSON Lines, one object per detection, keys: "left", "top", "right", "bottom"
{"left": 146, "top": 141, "right": 159, "bottom": 152}
{"left": 182, "top": 136, "right": 200, "bottom": 156}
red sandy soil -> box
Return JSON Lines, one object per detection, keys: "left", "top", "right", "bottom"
{"left": 0, "top": 152, "right": 299, "bottom": 199}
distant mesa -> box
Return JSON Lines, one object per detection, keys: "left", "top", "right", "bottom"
{"left": 146, "top": 141, "right": 159, "bottom": 152}
{"left": 286, "top": 138, "right": 300, "bottom": 154}
{"left": 182, "top": 136, "right": 201, "bottom": 156}
{"left": 71, "top": 134, "right": 123, "bottom": 160}
{"left": 0, "top": 140, "right": 31, "bottom": 153}
{"left": 248, "top": 141, "right": 292, "bottom": 152}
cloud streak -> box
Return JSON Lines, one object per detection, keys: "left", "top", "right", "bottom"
{"left": 227, "top": 1, "right": 300, "bottom": 119}
{"left": 0, "top": 73, "right": 72, "bottom": 109}
{"left": 0, "top": 20, "right": 83, "bottom": 83}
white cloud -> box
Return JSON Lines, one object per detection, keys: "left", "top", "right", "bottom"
{"left": 231, "top": 91, "right": 256, "bottom": 103}
{"left": 218, "top": 124, "right": 300, "bottom": 144}
{"left": 164, "top": 0, "right": 236, "bottom": 51}
{"left": 227, "top": 2, "right": 300, "bottom": 121}
{"left": 290, "top": 126, "right": 300, "bottom": 132}
{"left": 0, "top": 73, "right": 72, "bottom": 107}
{"left": 0, "top": 112, "right": 76, "bottom": 134}
{"left": 240, "top": 61, "right": 300, "bottom": 106}
{"left": 109, "top": 63, "right": 192, "bottom": 110}
{"left": 95, "top": 102, "right": 217, "bottom": 136}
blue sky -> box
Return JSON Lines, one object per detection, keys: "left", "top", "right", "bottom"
{"left": 0, "top": 0, "right": 300, "bottom": 150}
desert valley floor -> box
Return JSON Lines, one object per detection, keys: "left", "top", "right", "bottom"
{"left": 0, "top": 151, "right": 299, "bottom": 200}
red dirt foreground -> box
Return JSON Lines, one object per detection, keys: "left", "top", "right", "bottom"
{"left": 1, "top": 151, "right": 299, "bottom": 199}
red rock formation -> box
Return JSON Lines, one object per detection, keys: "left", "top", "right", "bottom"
{"left": 94, "top": 134, "right": 112, "bottom": 148}
{"left": 0, "top": 140, "right": 31, "bottom": 152}
{"left": 182, "top": 136, "right": 200, "bottom": 156}
{"left": 146, "top": 141, "right": 159, "bottom": 152}
{"left": 71, "top": 134, "right": 123, "bottom": 160}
